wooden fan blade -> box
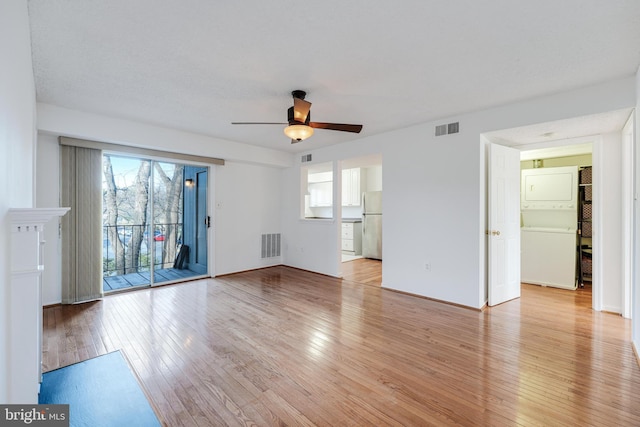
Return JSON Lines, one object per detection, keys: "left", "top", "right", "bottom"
{"left": 293, "top": 98, "right": 312, "bottom": 123}
{"left": 309, "top": 122, "right": 363, "bottom": 133}
{"left": 231, "top": 122, "right": 287, "bottom": 125}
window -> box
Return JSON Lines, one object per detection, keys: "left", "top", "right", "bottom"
{"left": 302, "top": 162, "right": 333, "bottom": 219}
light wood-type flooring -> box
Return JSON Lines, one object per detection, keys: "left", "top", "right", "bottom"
{"left": 341, "top": 258, "right": 382, "bottom": 286}
{"left": 42, "top": 266, "right": 640, "bottom": 426}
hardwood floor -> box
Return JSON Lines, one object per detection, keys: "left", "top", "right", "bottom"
{"left": 341, "top": 258, "right": 382, "bottom": 286}
{"left": 42, "top": 267, "right": 640, "bottom": 426}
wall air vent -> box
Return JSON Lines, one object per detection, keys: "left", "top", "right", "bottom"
{"left": 435, "top": 122, "right": 460, "bottom": 136}
{"left": 261, "top": 233, "right": 281, "bottom": 258}
{"left": 301, "top": 154, "right": 312, "bottom": 163}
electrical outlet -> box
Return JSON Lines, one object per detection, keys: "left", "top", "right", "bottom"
{"left": 425, "top": 263, "right": 431, "bottom": 271}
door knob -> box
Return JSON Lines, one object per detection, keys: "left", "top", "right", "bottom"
{"left": 491, "top": 230, "right": 501, "bottom": 236}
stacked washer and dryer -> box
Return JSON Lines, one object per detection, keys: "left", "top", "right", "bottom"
{"left": 520, "top": 166, "right": 579, "bottom": 290}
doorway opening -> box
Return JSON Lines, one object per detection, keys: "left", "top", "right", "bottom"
{"left": 485, "top": 107, "right": 634, "bottom": 316}
{"left": 519, "top": 143, "right": 592, "bottom": 291}
{"left": 339, "top": 154, "right": 383, "bottom": 286}
{"left": 102, "top": 154, "right": 209, "bottom": 292}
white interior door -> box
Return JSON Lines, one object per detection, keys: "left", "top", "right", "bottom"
{"left": 488, "top": 143, "right": 521, "bottom": 306}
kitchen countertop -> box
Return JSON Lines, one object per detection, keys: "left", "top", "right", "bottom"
{"left": 342, "top": 218, "right": 362, "bottom": 223}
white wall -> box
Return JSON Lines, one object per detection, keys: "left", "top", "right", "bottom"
{"left": 282, "top": 77, "right": 637, "bottom": 309}
{"left": 621, "top": 113, "right": 635, "bottom": 319}
{"left": 281, "top": 155, "right": 342, "bottom": 277}
{"left": 598, "top": 133, "right": 623, "bottom": 313}
{"left": 365, "top": 165, "right": 383, "bottom": 191}
{"left": 214, "top": 161, "right": 283, "bottom": 275}
{"left": 342, "top": 206, "right": 361, "bottom": 219}
{"left": 383, "top": 124, "right": 481, "bottom": 306}
{"left": 0, "top": 0, "right": 37, "bottom": 402}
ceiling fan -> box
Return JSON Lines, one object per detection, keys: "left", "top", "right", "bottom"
{"left": 232, "top": 90, "right": 363, "bottom": 144}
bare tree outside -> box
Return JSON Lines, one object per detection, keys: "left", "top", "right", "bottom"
{"left": 102, "top": 155, "right": 152, "bottom": 275}
{"left": 154, "top": 162, "right": 184, "bottom": 267}
{"left": 127, "top": 160, "right": 151, "bottom": 272}
{"left": 102, "top": 154, "right": 186, "bottom": 279}
{"left": 103, "top": 155, "right": 126, "bottom": 275}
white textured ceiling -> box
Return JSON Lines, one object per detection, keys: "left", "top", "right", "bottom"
{"left": 27, "top": 1, "right": 640, "bottom": 153}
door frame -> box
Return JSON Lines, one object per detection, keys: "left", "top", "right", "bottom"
{"left": 195, "top": 168, "right": 209, "bottom": 274}
{"left": 622, "top": 111, "right": 635, "bottom": 318}
{"left": 183, "top": 166, "right": 209, "bottom": 275}
{"left": 336, "top": 155, "right": 384, "bottom": 282}
{"left": 486, "top": 130, "right": 633, "bottom": 317}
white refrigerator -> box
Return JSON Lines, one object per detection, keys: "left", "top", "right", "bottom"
{"left": 362, "top": 191, "right": 382, "bottom": 260}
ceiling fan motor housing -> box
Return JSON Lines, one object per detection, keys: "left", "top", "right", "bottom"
{"left": 291, "top": 90, "right": 307, "bottom": 100}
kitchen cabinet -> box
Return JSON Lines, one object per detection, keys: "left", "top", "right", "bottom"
{"left": 309, "top": 181, "right": 332, "bottom": 207}
{"left": 342, "top": 168, "right": 365, "bottom": 206}
{"left": 308, "top": 171, "right": 333, "bottom": 207}
{"left": 341, "top": 221, "right": 362, "bottom": 255}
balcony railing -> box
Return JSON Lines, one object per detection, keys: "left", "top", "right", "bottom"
{"left": 103, "top": 223, "right": 183, "bottom": 277}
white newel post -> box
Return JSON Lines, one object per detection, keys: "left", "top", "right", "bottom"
{"left": 8, "top": 208, "right": 70, "bottom": 403}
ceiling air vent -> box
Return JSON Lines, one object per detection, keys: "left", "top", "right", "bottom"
{"left": 301, "top": 154, "right": 312, "bottom": 163}
{"left": 435, "top": 124, "right": 447, "bottom": 136}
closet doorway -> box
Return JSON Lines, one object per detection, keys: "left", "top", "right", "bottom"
{"left": 485, "top": 108, "right": 634, "bottom": 316}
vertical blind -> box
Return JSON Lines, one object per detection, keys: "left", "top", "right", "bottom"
{"left": 60, "top": 145, "right": 103, "bottom": 303}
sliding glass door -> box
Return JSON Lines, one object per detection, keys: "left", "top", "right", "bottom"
{"left": 102, "top": 154, "right": 208, "bottom": 292}
{"left": 153, "top": 160, "right": 186, "bottom": 284}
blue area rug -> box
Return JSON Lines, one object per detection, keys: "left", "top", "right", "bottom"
{"left": 39, "top": 351, "right": 161, "bottom": 427}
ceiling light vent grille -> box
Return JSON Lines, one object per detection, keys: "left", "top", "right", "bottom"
{"left": 435, "top": 122, "right": 460, "bottom": 136}
{"left": 261, "top": 233, "right": 281, "bottom": 258}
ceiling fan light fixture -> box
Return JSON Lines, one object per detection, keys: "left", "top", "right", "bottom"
{"left": 284, "top": 124, "right": 314, "bottom": 141}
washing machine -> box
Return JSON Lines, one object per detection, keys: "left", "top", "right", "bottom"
{"left": 520, "top": 166, "right": 578, "bottom": 290}
{"left": 521, "top": 226, "right": 577, "bottom": 289}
